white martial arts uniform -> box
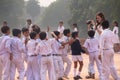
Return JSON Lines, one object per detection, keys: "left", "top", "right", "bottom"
{"left": 60, "top": 36, "right": 72, "bottom": 76}
{"left": 35, "top": 39, "right": 56, "bottom": 80}
{"left": 10, "top": 37, "right": 25, "bottom": 80}
{"left": 100, "top": 29, "right": 120, "bottom": 80}
{"left": 84, "top": 38, "right": 102, "bottom": 79}
{"left": 51, "top": 38, "right": 64, "bottom": 79}
{"left": 0, "top": 34, "right": 11, "bottom": 80}
{"left": 26, "top": 39, "right": 40, "bottom": 80}
{"left": 113, "top": 26, "right": 120, "bottom": 43}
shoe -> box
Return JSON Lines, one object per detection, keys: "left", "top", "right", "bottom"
{"left": 74, "top": 76, "right": 78, "bottom": 80}
{"left": 63, "top": 75, "right": 69, "bottom": 79}
{"left": 58, "top": 77, "right": 64, "bottom": 80}
{"left": 76, "top": 75, "right": 83, "bottom": 79}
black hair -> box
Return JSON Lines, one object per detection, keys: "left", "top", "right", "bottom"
{"left": 73, "top": 23, "right": 77, "bottom": 27}
{"left": 88, "top": 30, "right": 95, "bottom": 38}
{"left": 101, "top": 20, "right": 109, "bottom": 29}
{"left": 72, "top": 31, "right": 78, "bottom": 39}
{"left": 1, "top": 26, "right": 10, "bottom": 34}
{"left": 63, "top": 29, "right": 70, "bottom": 36}
{"left": 32, "top": 25, "right": 41, "bottom": 34}
{"left": 22, "top": 27, "right": 29, "bottom": 33}
{"left": 29, "top": 31, "right": 37, "bottom": 39}
{"left": 52, "top": 31, "right": 60, "bottom": 38}
{"left": 12, "top": 29, "right": 21, "bottom": 36}
{"left": 113, "top": 21, "right": 119, "bottom": 27}
{"left": 40, "top": 32, "right": 47, "bottom": 40}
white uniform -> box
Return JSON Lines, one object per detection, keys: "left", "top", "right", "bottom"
{"left": 0, "top": 59, "right": 3, "bottom": 80}
{"left": 113, "top": 26, "right": 120, "bottom": 43}
{"left": 83, "top": 38, "right": 102, "bottom": 79}
{"left": 35, "top": 39, "right": 56, "bottom": 80}
{"left": 100, "top": 29, "right": 120, "bottom": 80}
{"left": 60, "top": 36, "right": 72, "bottom": 76}
{"left": 27, "top": 24, "right": 33, "bottom": 33}
{"left": 26, "top": 39, "right": 40, "bottom": 80}
{"left": 58, "top": 26, "right": 65, "bottom": 34}
{"left": 51, "top": 38, "right": 64, "bottom": 79}
{"left": 10, "top": 37, "right": 25, "bottom": 80}
{"left": 0, "top": 34, "right": 11, "bottom": 80}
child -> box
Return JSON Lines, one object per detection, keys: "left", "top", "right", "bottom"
{"left": 51, "top": 31, "right": 64, "bottom": 80}
{"left": 0, "top": 26, "right": 12, "bottom": 80}
{"left": 60, "top": 29, "right": 72, "bottom": 79}
{"left": 10, "top": 29, "right": 25, "bottom": 80}
{"left": 35, "top": 31, "right": 56, "bottom": 80}
{"left": 26, "top": 31, "right": 40, "bottom": 80}
{"left": 22, "top": 27, "right": 30, "bottom": 62}
{"left": 100, "top": 20, "right": 120, "bottom": 80}
{"left": 83, "top": 30, "right": 102, "bottom": 79}
{"left": 71, "top": 31, "right": 85, "bottom": 80}
{"left": 58, "top": 21, "right": 65, "bottom": 37}
{"left": 73, "top": 23, "right": 78, "bottom": 32}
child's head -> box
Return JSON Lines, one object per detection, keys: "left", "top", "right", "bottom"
{"left": 40, "top": 32, "right": 47, "bottom": 40}
{"left": 22, "top": 27, "right": 29, "bottom": 37}
{"left": 52, "top": 31, "right": 60, "bottom": 39}
{"left": 88, "top": 30, "right": 95, "bottom": 38}
{"left": 27, "top": 19, "right": 32, "bottom": 25}
{"left": 12, "top": 29, "right": 21, "bottom": 38}
{"left": 72, "top": 31, "right": 78, "bottom": 39}
{"left": 63, "top": 29, "right": 71, "bottom": 37}
{"left": 101, "top": 20, "right": 109, "bottom": 30}
{"left": 113, "top": 21, "right": 118, "bottom": 27}
{"left": 29, "top": 31, "right": 37, "bottom": 39}
{"left": 1, "top": 26, "right": 10, "bottom": 35}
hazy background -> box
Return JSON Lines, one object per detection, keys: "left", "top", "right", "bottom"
{"left": 0, "top": 0, "right": 120, "bottom": 37}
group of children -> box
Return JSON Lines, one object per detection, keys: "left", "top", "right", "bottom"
{"left": 0, "top": 19, "right": 120, "bottom": 80}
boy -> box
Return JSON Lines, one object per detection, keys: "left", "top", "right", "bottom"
{"left": 58, "top": 21, "right": 65, "bottom": 35}
{"left": 35, "top": 32, "right": 56, "bottom": 80}
{"left": 60, "top": 29, "right": 72, "bottom": 79}
{"left": 83, "top": 30, "right": 102, "bottom": 79}
{"left": 0, "top": 26, "right": 12, "bottom": 80}
{"left": 22, "top": 27, "right": 30, "bottom": 62}
{"left": 71, "top": 32, "right": 85, "bottom": 80}
{"left": 100, "top": 20, "right": 120, "bottom": 80}
{"left": 26, "top": 19, "right": 33, "bottom": 33}
{"left": 26, "top": 31, "right": 40, "bottom": 80}
{"left": 51, "top": 31, "right": 64, "bottom": 80}
{"left": 10, "top": 29, "right": 25, "bottom": 80}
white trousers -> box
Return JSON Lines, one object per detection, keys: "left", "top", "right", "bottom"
{"left": 26, "top": 56, "right": 40, "bottom": 80}
{"left": 53, "top": 56, "right": 64, "bottom": 79}
{"left": 40, "top": 56, "right": 56, "bottom": 80}
{"left": 61, "top": 55, "right": 72, "bottom": 76}
{"left": 0, "top": 59, "right": 3, "bottom": 80}
{"left": 0, "top": 53, "right": 10, "bottom": 80}
{"left": 102, "top": 49, "right": 120, "bottom": 80}
{"left": 88, "top": 52, "right": 102, "bottom": 79}
{"left": 10, "top": 54, "right": 25, "bottom": 80}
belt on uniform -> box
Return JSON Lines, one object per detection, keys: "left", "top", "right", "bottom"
{"left": 103, "top": 48, "right": 113, "bottom": 50}
{"left": 52, "top": 54, "right": 61, "bottom": 56}
{"left": 29, "top": 55, "right": 38, "bottom": 57}
{"left": 89, "top": 51, "right": 98, "bottom": 53}
{"left": 41, "top": 54, "right": 51, "bottom": 57}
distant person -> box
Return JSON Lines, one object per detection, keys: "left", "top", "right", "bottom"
{"left": 87, "top": 12, "right": 105, "bottom": 39}
{"left": 83, "top": 30, "right": 102, "bottom": 79}
{"left": 73, "top": 23, "right": 78, "bottom": 32}
{"left": 26, "top": 19, "right": 33, "bottom": 33}
{"left": 2, "top": 21, "right": 8, "bottom": 26}
{"left": 58, "top": 21, "right": 65, "bottom": 36}
{"left": 112, "top": 21, "right": 120, "bottom": 52}
{"left": 100, "top": 20, "right": 120, "bottom": 80}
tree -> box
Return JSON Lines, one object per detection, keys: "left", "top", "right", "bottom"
{"left": 26, "top": 0, "right": 40, "bottom": 21}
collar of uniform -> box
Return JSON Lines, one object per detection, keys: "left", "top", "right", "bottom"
{"left": 30, "top": 39, "right": 36, "bottom": 41}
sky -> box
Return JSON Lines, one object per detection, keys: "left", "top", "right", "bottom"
{"left": 25, "top": 0, "right": 56, "bottom": 7}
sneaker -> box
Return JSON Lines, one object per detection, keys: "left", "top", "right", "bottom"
{"left": 76, "top": 75, "right": 83, "bottom": 79}
{"left": 73, "top": 76, "right": 78, "bottom": 80}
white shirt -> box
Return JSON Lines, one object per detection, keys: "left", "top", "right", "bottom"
{"left": 0, "top": 35, "right": 12, "bottom": 55}
{"left": 27, "top": 24, "right": 33, "bottom": 33}
{"left": 59, "top": 36, "right": 70, "bottom": 55}
{"left": 100, "top": 29, "right": 115, "bottom": 54}
{"left": 113, "top": 26, "right": 119, "bottom": 35}
{"left": 58, "top": 26, "right": 65, "bottom": 34}
{"left": 51, "top": 38, "right": 62, "bottom": 54}
{"left": 27, "top": 39, "right": 37, "bottom": 56}
{"left": 83, "top": 38, "right": 99, "bottom": 53}
{"left": 11, "top": 37, "right": 25, "bottom": 56}
{"left": 35, "top": 39, "right": 53, "bottom": 55}
{"left": 74, "top": 27, "right": 78, "bottom": 32}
